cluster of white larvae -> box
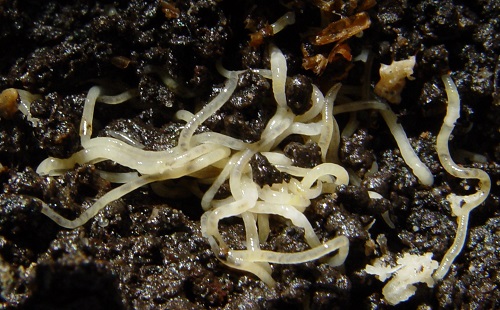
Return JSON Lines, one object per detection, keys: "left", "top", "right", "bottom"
{"left": 5, "top": 42, "right": 489, "bottom": 292}
{"left": 35, "top": 44, "right": 355, "bottom": 286}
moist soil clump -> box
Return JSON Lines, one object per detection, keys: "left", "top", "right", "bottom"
{"left": 0, "top": 0, "right": 499, "bottom": 308}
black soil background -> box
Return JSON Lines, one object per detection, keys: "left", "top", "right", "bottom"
{"left": 0, "top": 0, "right": 499, "bottom": 309}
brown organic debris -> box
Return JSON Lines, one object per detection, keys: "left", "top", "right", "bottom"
{"left": 249, "top": 24, "right": 273, "bottom": 48}
{"left": 111, "top": 56, "right": 132, "bottom": 69}
{"left": 160, "top": 1, "right": 180, "bottom": 19}
{"left": 303, "top": 10, "right": 372, "bottom": 75}
{"left": 0, "top": 88, "right": 19, "bottom": 119}
{"left": 313, "top": 12, "right": 371, "bottom": 46}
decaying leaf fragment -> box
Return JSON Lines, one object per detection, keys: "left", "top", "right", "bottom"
{"left": 313, "top": 12, "right": 371, "bottom": 46}
{"left": 160, "top": 1, "right": 180, "bottom": 19}
{"left": 303, "top": 12, "right": 371, "bottom": 75}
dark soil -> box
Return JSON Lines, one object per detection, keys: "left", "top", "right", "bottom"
{"left": 0, "top": 0, "right": 499, "bottom": 309}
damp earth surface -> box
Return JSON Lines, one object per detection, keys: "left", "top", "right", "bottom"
{"left": 0, "top": 0, "right": 499, "bottom": 309}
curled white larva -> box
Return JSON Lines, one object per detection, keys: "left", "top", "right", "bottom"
{"left": 432, "top": 75, "right": 491, "bottom": 281}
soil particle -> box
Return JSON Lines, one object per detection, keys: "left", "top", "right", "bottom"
{"left": 307, "top": 196, "right": 368, "bottom": 243}
{"left": 205, "top": 70, "right": 273, "bottom": 142}
{"left": 138, "top": 74, "right": 176, "bottom": 110}
{"left": 0, "top": 193, "right": 57, "bottom": 266}
{"left": 273, "top": 276, "right": 312, "bottom": 309}
{"left": 285, "top": 74, "right": 313, "bottom": 115}
{"left": 339, "top": 129, "right": 376, "bottom": 176}
{"left": 272, "top": 226, "right": 310, "bottom": 254}
{"left": 0, "top": 116, "right": 39, "bottom": 169}
{"left": 362, "top": 148, "right": 419, "bottom": 199}
{"left": 311, "top": 265, "right": 351, "bottom": 310}
{"left": 324, "top": 203, "right": 369, "bottom": 242}
{"left": 250, "top": 152, "right": 284, "bottom": 187}
{"left": 225, "top": 279, "right": 275, "bottom": 309}
{"left": 30, "top": 92, "right": 84, "bottom": 158}
{"left": 101, "top": 118, "right": 183, "bottom": 151}
{"left": 336, "top": 185, "right": 372, "bottom": 213}
{"left": 22, "top": 262, "right": 125, "bottom": 310}
{"left": 419, "top": 45, "right": 450, "bottom": 78}
{"left": 283, "top": 140, "right": 322, "bottom": 168}
{"left": 228, "top": 70, "right": 271, "bottom": 108}
{"left": 337, "top": 184, "right": 392, "bottom": 216}
{"left": 398, "top": 207, "right": 456, "bottom": 255}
